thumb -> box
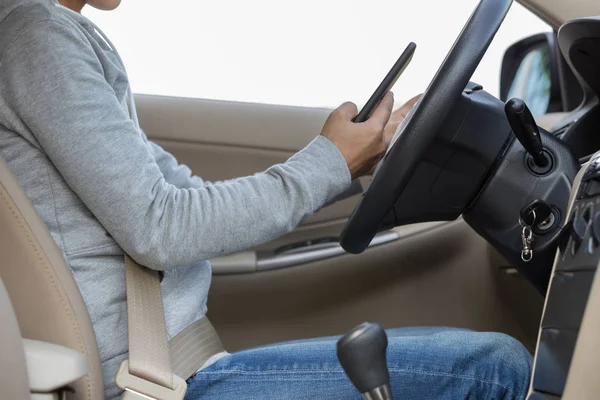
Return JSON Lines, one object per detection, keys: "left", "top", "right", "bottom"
{"left": 367, "top": 91, "right": 394, "bottom": 129}
{"left": 335, "top": 101, "right": 359, "bottom": 120}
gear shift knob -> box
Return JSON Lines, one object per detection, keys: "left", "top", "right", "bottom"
{"left": 337, "top": 322, "right": 393, "bottom": 400}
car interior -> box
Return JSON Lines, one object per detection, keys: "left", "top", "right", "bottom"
{"left": 2, "top": 0, "right": 600, "bottom": 399}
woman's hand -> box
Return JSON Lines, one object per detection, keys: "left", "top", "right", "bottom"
{"left": 322, "top": 93, "right": 422, "bottom": 180}
{"left": 321, "top": 92, "right": 394, "bottom": 180}
{"left": 363, "top": 94, "right": 421, "bottom": 175}
{"left": 383, "top": 94, "right": 421, "bottom": 148}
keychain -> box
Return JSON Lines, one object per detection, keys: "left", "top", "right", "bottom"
{"left": 519, "top": 210, "right": 535, "bottom": 262}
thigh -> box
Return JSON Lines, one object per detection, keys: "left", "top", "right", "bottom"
{"left": 185, "top": 328, "right": 532, "bottom": 400}
{"left": 261, "top": 326, "right": 468, "bottom": 346}
{"left": 384, "top": 329, "right": 532, "bottom": 399}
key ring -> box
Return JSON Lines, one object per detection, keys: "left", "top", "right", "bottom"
{"left": 521, "top": 251, "right": 533, "bottom": 262}
{"left": 521, "top": 226, "right": 533, "bottom": 243}
{"left": 519, "top": 209, "right": 536, "bottom": 229}
{"left": 521, "top": 225, "right": 533, "bottom": 262}
{"left": 520, "top": 209, "right": 535, "bottom": 262}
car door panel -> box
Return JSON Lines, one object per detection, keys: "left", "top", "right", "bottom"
{"left": 136, "top": 94, "right": 540, "bottom": 352}
{"left": 207, "top": 220, "right": 532, "bottom": 352}
{"left": 136, "top": 94, "right": 330, "bottom": 151}
{"left": 210, "top": 223, "right": 442, "bottom": 275}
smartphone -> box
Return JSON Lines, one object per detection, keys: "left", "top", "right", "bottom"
{"left": 352, "top": 42, "right": 416, "bottom": 123}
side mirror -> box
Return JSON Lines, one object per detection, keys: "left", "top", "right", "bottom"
{"left": 500, "top": 33, "right": 562, "bottom": 116}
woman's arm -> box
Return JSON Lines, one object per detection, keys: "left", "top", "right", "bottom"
{"left": 144, "top": 137, "right": 208, "bottom": 189}
{"left": 146, "top": 136, "right": 363, "bottom": 200}
{"left": 1, "top": 21, "right": 352, "bottom": 270}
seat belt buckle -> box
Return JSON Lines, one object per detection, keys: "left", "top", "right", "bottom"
{"left": 116, "top": 361, "right": 187, "bottom": 400}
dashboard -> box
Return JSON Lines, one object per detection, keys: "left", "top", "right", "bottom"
{"left": 529, "top": 155, "right": 599, "bottom": 398}
{"left": 527, "top": 16, "right": 600, "bottom": 399}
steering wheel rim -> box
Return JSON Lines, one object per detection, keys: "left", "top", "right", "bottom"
{"left": 340, "top": 0, "right": 514, "bottom": 254}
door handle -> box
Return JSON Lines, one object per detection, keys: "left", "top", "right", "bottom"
{"left": 210, "top": 222, "right": 447, "bottom": 275}
{"left": 255, "top": 231, "right": 399, "bottom": 272}
{"left": 210, "top": 231, "right": 398, "bottom": 275}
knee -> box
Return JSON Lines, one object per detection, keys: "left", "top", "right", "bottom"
{"left": 426, "top": 331, "right": 533, "bottom": 397}
{"left": 478, "top": 332, "right": 532, "bottom": 368}
{"left": 386, "top": 331, "right": 533, "bottom": 399}
{"left": 469, "top": 332, "right": 533, "bottom": 396}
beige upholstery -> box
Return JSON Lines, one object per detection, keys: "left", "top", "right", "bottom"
{"left": 519, "top": 0, "right": 600, "bottom": 28}
{"left": 0, "top": 156, "right": 104, "bottom": 400}
{"left": 0, "top": 278, "right": 30, "bottom": 400}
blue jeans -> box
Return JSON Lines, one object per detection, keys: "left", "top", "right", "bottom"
{"left": 185, "top": 327, "right": 532, "bottom": 399}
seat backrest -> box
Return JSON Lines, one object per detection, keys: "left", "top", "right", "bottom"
{"left": 0, "top": 277, "right": 30, "bottom": 400}
{"left": 0, "top": 155, "right": 104, "bottom": 400}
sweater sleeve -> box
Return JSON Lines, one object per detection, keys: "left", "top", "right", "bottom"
{"left": 144, "top": 137, "right": 208, "bottom": 189}
{"left": 1, "top": 20, "right": 351, "bottom": 270}
{"left": 146, "top": 133, "right": 363, "bottom": 199}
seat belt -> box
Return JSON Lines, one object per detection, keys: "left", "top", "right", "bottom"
{"left": 116, "top": 255, "right": 225, "bottom": 400}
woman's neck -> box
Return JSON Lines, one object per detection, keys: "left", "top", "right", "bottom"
{"left": 58, "top": 0, "right": 86, "bottom": 13}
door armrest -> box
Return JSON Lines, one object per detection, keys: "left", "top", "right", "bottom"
{"left": 23, "top": 339, "right": 88, "bottom": 393}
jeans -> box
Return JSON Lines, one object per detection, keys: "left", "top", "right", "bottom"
{"left": 185, "top": 327, "right": 533, "bottom": 400}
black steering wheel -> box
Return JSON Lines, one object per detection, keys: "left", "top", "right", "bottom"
{"left": 340, "top": 0, "right": 514, "bottom": 254}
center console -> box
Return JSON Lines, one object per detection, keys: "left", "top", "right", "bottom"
{"left": 528, "top": 153, "right": 600, "bottom": 398}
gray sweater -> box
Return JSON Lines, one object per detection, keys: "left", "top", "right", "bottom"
{"left": 0, "top": 1, "right": 351, "bottom": 398}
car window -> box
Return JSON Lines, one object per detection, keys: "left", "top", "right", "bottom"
{"left": 86, "top": 1, "right": 551, "bottom": 108}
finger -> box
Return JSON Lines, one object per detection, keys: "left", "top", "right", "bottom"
{"left": 390, "top": 106, "right": 407, "bottom": 121}
{"left": 335, "top": 101, "right": 359, "bottom": 120}
{"left": 368, "top": 91, "right": 394, "bottom": 129}
{"left": 398, "top": 94, "right": 422, "bottom": 117}
{"left": 405, "top": 93, "right": 422, "bottom": 107}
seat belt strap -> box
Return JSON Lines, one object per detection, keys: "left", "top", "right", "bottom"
{"left": 169, "top": 317, "right": 225, "bottom": 379}
{"left": 123, "top": 255, "right": 173, "bottom": 388}
{"left": 117, "top": 256, "right": 224, "bottom": 400}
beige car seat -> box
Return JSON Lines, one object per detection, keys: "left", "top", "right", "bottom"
{"left": 0, "top": 276, "right": 32, "bottom": 400}
{"left": 0, "top": 152, "right": 223, "bottom": 400}
{"left": 0, "top": 275, "right": 89, "bottom": 400}
{"left": 0, "top": 155, "right": 103, "bottom": 399}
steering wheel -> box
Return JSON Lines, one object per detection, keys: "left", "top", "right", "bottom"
{"left": 340, "top": 0, "right": 514, "bottom": 254}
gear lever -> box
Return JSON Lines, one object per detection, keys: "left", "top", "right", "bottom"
{"left": 505, "top": 98, "right": 549, "bottom": 168}
{"left": 337, "top": 322, "right": 393, "bottom": 400}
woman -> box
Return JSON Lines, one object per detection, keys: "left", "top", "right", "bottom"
{"left": 0, "top": 0, "right": 533, "bottom": 398}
